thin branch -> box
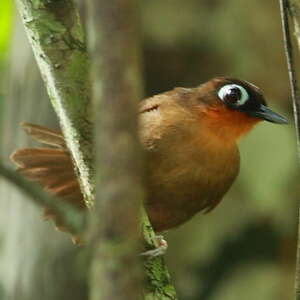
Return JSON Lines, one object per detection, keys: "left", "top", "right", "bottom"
{"left": 279, "top": 0, "right": 300, "bottom": 152}
{"left": 0, "top": 162, "right": 85, "bottom": 234}
{"left": 141, "top": 212, "right": 178, "bottom": 300}
{"left": 279, "top": 1, "right": 300, "bottom": 299}
{"left": 15, "top": 0, "right": 94, "bottom": 208}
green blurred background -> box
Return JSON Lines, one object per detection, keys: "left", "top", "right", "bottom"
{"left": 0, "top": 1, "right": 298, "bottom": 300}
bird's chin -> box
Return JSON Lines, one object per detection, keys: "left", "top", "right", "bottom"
{"left": 200, "top": 106, "right": 261, "bottom": 143}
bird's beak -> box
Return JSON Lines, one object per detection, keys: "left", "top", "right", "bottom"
{"left": 247, "top": 104, "right": 288, "bottom": 124}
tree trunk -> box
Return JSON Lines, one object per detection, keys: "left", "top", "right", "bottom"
{"left": 87, "top": 1, "right": 178, "bottom": 299}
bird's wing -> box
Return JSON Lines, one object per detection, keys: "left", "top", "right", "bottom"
{"left": 10, "top": 123, "right": 84, "bottom": 242}
{"left": 139, "top": 96, "right": 161, "bottom": 114}
{"left": 138, "top": 95, "right": 169, "bottom": 151}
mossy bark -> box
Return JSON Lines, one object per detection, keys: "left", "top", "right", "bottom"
{"left": 142, "top": 216, "right": 178, "bottom": 300}
{"left": 16, "top": 0, "right": 94, "bottom": 208}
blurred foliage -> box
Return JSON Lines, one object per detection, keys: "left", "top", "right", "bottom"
{"left": 0, "top": 0, "right": 12, "bottom": 61}
{"left": 0, "top": 0, "right": 12, "bottom": 129}
{"left": 0, "top": 1, "right": 299, "bottom": 300}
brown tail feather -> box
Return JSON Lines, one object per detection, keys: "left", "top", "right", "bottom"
{"left": 10, "top": 123, "right": 85, "bottom": 242}
{"left": 11, "top": 148, "right": 72, "bottom": 168}
{"left": 21, "top": 122, "right": 66, "bottom": 148}
{"left": 18, "top": 167, "right": 75, "bottom": 187}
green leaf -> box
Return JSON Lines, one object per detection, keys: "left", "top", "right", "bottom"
{"left": 0, "top": 0, "right": 12, "bottom": 60}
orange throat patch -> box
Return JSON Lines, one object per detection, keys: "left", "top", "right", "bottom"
{"left": 199, "top": 104, "right": 261, "bottom": 145}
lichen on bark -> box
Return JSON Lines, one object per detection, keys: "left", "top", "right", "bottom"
{"left": 16, "top": 0, "right": 94, "bottom": 208}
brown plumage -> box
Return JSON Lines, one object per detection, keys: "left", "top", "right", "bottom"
{"left": 10, "top": 77, "right": 287, "bottom": 237}
{"left": 10, "top": 125, "right": 84, "bottom": 232}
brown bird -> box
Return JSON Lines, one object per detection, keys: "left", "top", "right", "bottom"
{"left": 10, "top": 77, "right": 287, "bottom": 239}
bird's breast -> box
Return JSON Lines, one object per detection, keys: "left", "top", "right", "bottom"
{"left": 144, "top": 132, "right": 240, "bottom": 232}
{"left": 139, "top": 98, "right": 240, "bottom": 231}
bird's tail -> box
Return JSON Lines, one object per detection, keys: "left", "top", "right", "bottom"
{"left": 10, "top": 123, "right": 85, "bottom": 239}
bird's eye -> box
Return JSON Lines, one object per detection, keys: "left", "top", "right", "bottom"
{"left": 217, "top": 84, "right": 249, "bottom": 106}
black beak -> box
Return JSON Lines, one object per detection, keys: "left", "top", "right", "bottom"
{"left": 246, "top": 104, "right": 288, "bottom": 124}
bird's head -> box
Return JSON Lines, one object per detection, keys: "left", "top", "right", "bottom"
{"left": 195, "top": 77, "right": 288, "bottom": 143}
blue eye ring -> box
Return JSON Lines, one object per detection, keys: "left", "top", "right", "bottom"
{"left": 217, "top": 84, "right": 249, "bottom": 106}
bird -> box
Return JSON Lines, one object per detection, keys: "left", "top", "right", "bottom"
{"left": 10, "top": 77, "right": 287, "bottom": 241}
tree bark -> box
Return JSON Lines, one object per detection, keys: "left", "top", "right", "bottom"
{"left": 87, "top": 1, "right": 178, "bottom": 299}
{"left": 15, "top": 0, "right": 94, "bottom": 208}
{"left": 87, "top": 1, "right": 143, "bottom": 299}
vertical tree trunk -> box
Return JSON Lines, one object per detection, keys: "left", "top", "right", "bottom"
{"left": 87, "top": 1, "right": 178, "bottom": 299}
{"left": 87, "top": 0, "right": 144, "bottom": 299}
